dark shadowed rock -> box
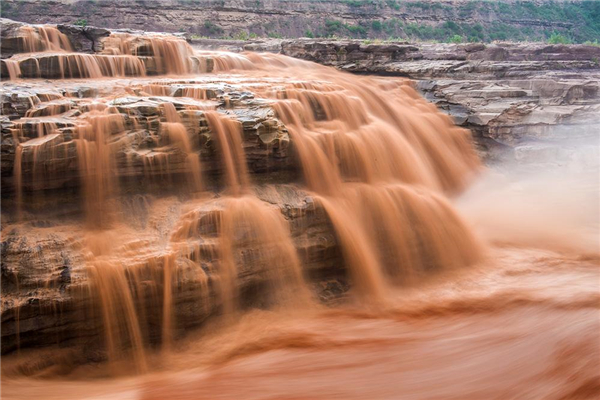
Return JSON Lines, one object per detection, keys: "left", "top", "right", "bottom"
{"left": 57, "top": 24, "right": 110, "bottom": 53}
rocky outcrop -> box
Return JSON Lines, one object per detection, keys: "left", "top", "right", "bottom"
{"left": 277, "top": 41, "right": 600, "bottom": 76}
{"left": 55, "top": 23, "right": 111, "bottom": 53}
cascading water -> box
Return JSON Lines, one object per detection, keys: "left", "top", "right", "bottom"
{"left": 2, "top": 24, "right": 211, "bottom": 79}
{"left": 20, "top": 25, "right": 73, "bottom": 53}
{"left": 4, "top": 23, "right": 481, "bottom": 363}
{"left": 2, "top": 23, "right": 597, "bottom": 400}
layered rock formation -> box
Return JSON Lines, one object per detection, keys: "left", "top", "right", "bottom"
{"left": 0, "top": 75, "right": 320, "bottom": 355}
{"left": 239, "top": 39, "right": 600, "bottom": 163}
{"left": 1, "top": 185, "right": 343, "bottom": 356}
{"left": 2, "top": 0, "right": 599, "bottom": 43}
{"left": 4, "top": 18, "right": 598, "bottom": 166}
{"left": 0, "top": 22, "right": 306, "bottom": 356}
{"left": 0, "top": 18, "right": 213, "bottom": 80}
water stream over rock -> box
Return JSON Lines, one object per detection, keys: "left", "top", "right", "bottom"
{"left": 1, "top": 22, "right": 598, "bottom": 400}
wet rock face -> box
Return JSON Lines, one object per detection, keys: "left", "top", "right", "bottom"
{"left": 0, "top": 64, "right": 335, "bottom": 356}
{"left": 1, "top": 80, "right": 296, "bottom": 194}
{"left": 0, "top": 88, "right": 338, "bottom": 355}
{"left": 0, "top": 186, "right": 342, "bottom": 354}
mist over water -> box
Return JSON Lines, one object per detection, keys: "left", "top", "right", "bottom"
{"left": 458, "top": 138, "right": 600, "bottom": 255}
{"left": 2, "top": 24, "right": 599, "bottom": 400}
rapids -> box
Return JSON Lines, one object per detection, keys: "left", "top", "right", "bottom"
{"left": 1, "top": 24, "right": 598, "bottom": 400}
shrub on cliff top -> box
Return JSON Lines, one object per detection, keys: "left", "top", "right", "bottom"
{"left": 448, "top": 34, "right": 463, "bottom": 44}
{"left": 548, "top": 32, "right": 571, "bottom": 44}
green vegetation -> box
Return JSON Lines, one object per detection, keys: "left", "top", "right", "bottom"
{"left": 231, "top": 31, "right": 250, "bottom": 41}
{"left": 74, "top": 19, "right": 88, "bottom": 27}
{"left": 448, "top": 34, "right": 463, "bottom": 44}
{"left": 325, "top": 20, "right": 343, "bottom": 36}
{"left": 547, "top": 32, "right": 571, "bottom": 44}
{"left": 342, "top": 0, "right": 368, "bottom": 7}
{"left": 339, "top": 1, "right": 599, "bottom": 44}
{"left": 346, "top": 24, "right": 367, "bottom": 36}
{"left": 4, "top": 0, "right": 599, "bottom": 44}
{"left": 406, "top": 1, "right": 449, "bottom": 11}
{"left": 385, "top": 0, "right": 400, "bottom": 11}
{"left": 109, "top": 1, "right": 600, "bottom": 43}
{"left": 455, "top": 1, "right": 600, "bottom": 43}
{"left": 224, "top": 31, "right": 260, "bottom": 40}
{"left": 342, "top": 0, "right": 599, "bottom": 44}
{"left": 325, "top": 19, "right": 368, "bottom": 38}
{"left": 362, "top": 38, "right": 384, "bottom": 45}
{"left": 203, "top": 21, "right": 224, "bottom": 35}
